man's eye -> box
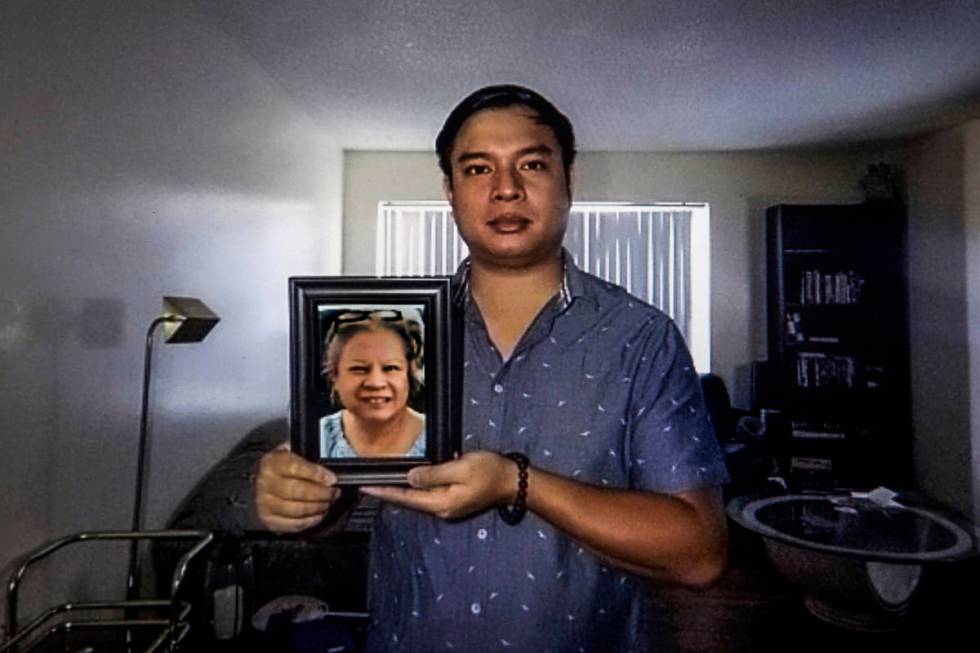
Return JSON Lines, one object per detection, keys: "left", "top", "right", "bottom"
{"left": 383, "top": 364, "right": 403, "bottom": 373}
{"left": 463, "top": 164, "right": 490, "bottom": 176}
{"left": 348, "top": 366, "right": 368, "bottom": 374}
{"left": 521, "top": 160, "right": 546, "bottom": 171}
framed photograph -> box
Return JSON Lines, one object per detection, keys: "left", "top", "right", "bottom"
{"left": 289, "top": 277, "right": 462, "bottom": 485}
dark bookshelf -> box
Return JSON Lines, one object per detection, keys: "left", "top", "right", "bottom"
{"left": 765, "top": 203, "right": 912, "bottom": 489}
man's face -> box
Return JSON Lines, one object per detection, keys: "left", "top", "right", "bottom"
{"left": 444, "top": 105, "right": 572, "bottom": 269}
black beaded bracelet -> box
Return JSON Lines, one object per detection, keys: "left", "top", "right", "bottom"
{"left": 498, "top": 452, "right": 529, "bottom": 525}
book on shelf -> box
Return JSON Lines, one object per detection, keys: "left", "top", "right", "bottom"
{"left": 794, "top": 351, "right": 856, "bottom": 388}
{"left": 791, "top": 423, "right": 847, "bottom": 440}
{"left": 790, "top": 456, "right": 833, "bottom": 472}
{"left": 797, "top": 270, "right": 865, "bottom": 305}
{"left": 783, "top": 312, "right": 842, "bottom": 345}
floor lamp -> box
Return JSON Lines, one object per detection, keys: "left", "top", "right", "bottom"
{"left": 126, "top": 296, "right": 220, "bottom": 600}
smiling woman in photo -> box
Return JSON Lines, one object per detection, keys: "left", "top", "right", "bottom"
{"left": 319, "top": 309, "right": 426, "bottom": 458}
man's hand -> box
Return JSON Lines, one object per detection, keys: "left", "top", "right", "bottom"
{"left": 254, "top": 444, "right": 341, "bottom": 533}
{"left": 360, "top": 451, "right": 517, "bottom": 520}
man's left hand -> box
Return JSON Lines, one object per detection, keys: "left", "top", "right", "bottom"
{"left": 360, "top": 451, "right": 517, "bottom": 520}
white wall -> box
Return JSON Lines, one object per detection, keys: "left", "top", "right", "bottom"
{"left": 344, "top": 149, "right": 874, "bottom": 404}
{"left": 903, "top": 128, "right": 973, "bottom": 518}
{"left": 967, "top": 121, "right": 980, "bottom": 528}
{"left": 899, "top": 118, "right": 980, "bottom": 525}
{"left": 0, "top": 0, "right": 342, "bottom": 614}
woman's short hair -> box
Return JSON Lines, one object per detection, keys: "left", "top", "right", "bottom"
{"left": 322, "top": 310, "right": 424, "bottom": 406}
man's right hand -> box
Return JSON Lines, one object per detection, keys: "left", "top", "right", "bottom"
{"left": 254, "top": 444, "right": 340, "bottom": 533}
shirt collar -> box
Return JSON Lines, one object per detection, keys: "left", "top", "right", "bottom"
{"left": 451, "top": 248, "right": 596, "bottom": 311}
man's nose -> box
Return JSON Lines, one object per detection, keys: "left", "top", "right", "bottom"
{"left": 492, "top": 166, "right": 524, "bottom": 201}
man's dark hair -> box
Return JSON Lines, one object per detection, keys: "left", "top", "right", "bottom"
{"left": 436, "top": 84, "right": 576, "bottom": 186}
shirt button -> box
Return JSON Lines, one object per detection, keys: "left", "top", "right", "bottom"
{"left": 476, "top": 528, "right": 488, "bottom": 540}
{"left": 470, "top": 602, "right": 481, "bottom": 615}
{"left": 493, "top": 383, "right": 504, "bottom": 394}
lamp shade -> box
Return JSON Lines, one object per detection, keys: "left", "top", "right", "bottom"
{"left": 161, "top": 296, "right": 220, "bottom": 343}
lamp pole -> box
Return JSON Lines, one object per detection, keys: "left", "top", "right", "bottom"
{"left": 125, "top": 297, "right": 218, "bottom": 601}
{"left": 126, "top": 316, "right": 177, "bottom": 600}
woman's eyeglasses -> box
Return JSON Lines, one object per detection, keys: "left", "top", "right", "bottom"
{"left": 335, "top": 308, "right": 402, "bottom": 324}
{"left": 323, "top": 307, "right": 422, "bottom": 366}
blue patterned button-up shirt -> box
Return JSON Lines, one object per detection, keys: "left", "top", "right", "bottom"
{"left": 365, "top": 254, "right": 729, "bottom": 652}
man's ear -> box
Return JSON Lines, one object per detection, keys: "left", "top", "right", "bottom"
{"left": 442, "top": 175, "right": 454, "bottom": 204}
{"left": 566, "top": 165, "right": 575, "bottom": 200}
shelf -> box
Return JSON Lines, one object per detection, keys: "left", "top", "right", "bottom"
{"left": 783, "top": 248, "right": 832, "bottom": 255}
{"left": 766, "top": 203, "right": 911, "bottom": 488}
{"left": 792, "top": 428, "right": 847, "bottom": 440}
{"left": 785, "top": 384, "right": 883, "bottom": 394}
{"left": 783, "top": 340, "right": 845, "bottom": 350}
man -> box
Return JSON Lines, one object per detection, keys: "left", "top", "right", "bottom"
{"left": 255, "top": 85, "right": 729, "bottom": 652}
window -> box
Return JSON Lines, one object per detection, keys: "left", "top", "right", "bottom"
{"left": 377, "top": 202, "right": 710, "bottom": 371}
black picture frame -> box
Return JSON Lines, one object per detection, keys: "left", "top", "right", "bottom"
{"left": 289, "top": 276, "right": 462, "bottom": 485}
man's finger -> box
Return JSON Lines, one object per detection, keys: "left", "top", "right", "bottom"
{"left": 262, "top": 494, "right": 334, "bottom": 519}
{"left": 361, "top": 485, "right": 449, "bottom": 514}
{"left": 406, "top": 460, "right": 467, "bottom": 489}
{"left": 260, "top": 451, "right": 336, "bottom": 486}
{"left": 260, "top": 513, "right": 325, "bottom": 533}
{"left": 276, "top": 454, "right": 337, "bottom": 485}
{"left": 270, "top": 480, "right": 339, "bottom": 506}
{"left": 280, "top": 478, "right": 340, "bottom": 503}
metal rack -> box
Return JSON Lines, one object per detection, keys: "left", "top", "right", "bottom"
{"left": 2, "top": 530, "right": 213, "bottom": 653}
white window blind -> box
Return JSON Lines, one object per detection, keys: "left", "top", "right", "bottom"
{"left": 376, "top": 201, "right": 710, "bottom": 371}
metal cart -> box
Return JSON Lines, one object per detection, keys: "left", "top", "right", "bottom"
{"left": 2, "top": 530, "right": 213, "bottom": 653}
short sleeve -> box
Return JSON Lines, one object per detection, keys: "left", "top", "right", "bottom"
{"left": 626, "top": 319, "right": 729, "bottom": 493}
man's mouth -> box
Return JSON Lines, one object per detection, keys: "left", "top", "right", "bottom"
{"left": 488, "top": 214, "right": 530, "bottom": 233}
{"left": 359, "top": 396, "right": 391, "bottom": 407}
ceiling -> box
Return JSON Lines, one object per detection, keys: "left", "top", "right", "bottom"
{"left": 191, "top": 0, "right": 980, "bottom": 152}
